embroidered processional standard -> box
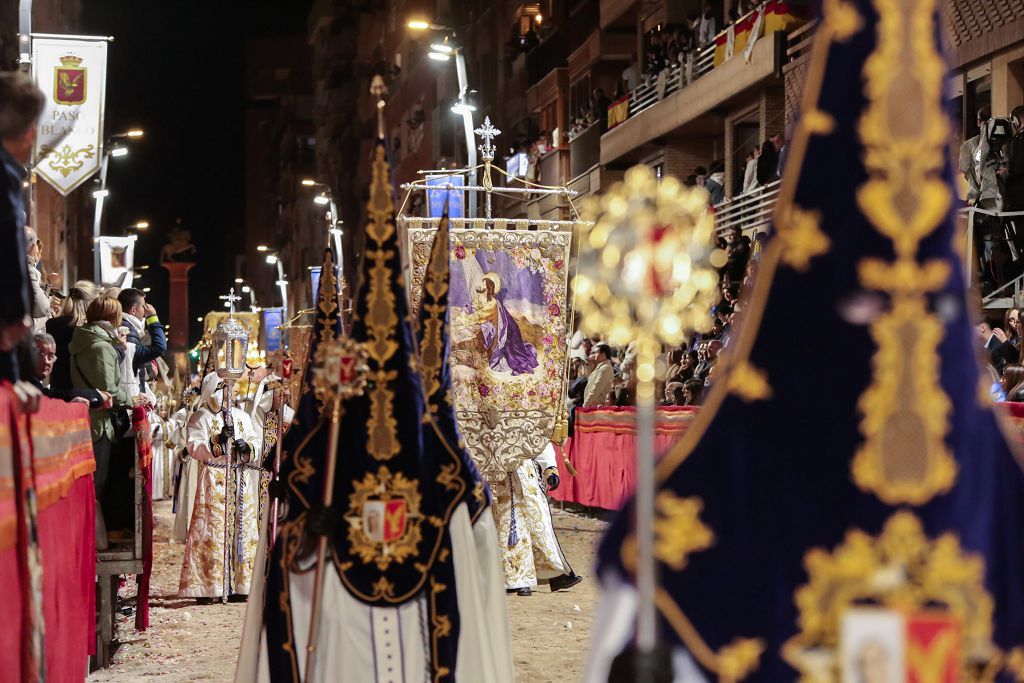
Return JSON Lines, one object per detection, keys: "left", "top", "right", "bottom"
{"left": 400, "top": 118, "right": 581, "bottom": 480}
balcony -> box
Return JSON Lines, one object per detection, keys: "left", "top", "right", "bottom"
{"left": 569, "top": 122, "right": 602, "bottom": 179}
{"left": 713, "top": 180, "right": 780, "bottom": 239}
{"left": 601, "top": 31, "right": 785, "bottom": 165}
{"left": 527, "top": 148, "right": 572, "bottom": 219}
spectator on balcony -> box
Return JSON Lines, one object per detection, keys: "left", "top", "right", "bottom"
{"left": 961, "top": 107, "right": 1002, "bottom": 211}
{"left": 694, "top": 165, "right": 708, "bottom": 188}
{"left": 756, "top": 137, "right": 778, "bottom": 186}
{"left": 705, "top": 160, "right": 726, "bottom": 205}
{"left": 742, "top": 146, "right": 760, "bottom": 194}
{"left": 698, "top": 3, "right": 718, "bottom": 48}
{"left": 999, "top": 105, "right": 1024, "bottom": 213}
{"left": 773, "top": 132, "right": 788, "bottom": 178}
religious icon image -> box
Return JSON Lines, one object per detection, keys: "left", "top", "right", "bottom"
{"left": 448, "top": 241, "right": 566, "bottom": 421}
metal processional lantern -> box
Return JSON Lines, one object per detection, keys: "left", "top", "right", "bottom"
{"left": 211, "top": 288, "right": 249, "bottom": 603}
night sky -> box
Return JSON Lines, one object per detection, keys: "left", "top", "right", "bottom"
{"left": 80, "top": 0, "right": 310, "bottom": 344}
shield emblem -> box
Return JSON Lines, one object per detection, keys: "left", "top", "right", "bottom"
{"left": 362, "top": 498, "right": 407, "bottom": 543}
{"left": 338, "top": 353, "right": 357, "bottom": 384}
{"left": 54, "top": 55, "right": 86, "bottom": 105}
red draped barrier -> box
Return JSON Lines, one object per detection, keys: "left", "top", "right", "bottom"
{"left": 552, "top": 402, "right": 1024, "bottom": 510}
{"left": 0, "top": 389, "right": 96, "bottom": 681}
{"left": 551, "top": 406, "right": 699, "bottom": 510}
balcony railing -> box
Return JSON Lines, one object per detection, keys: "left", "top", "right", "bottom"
{"left": 713, "top": 180, "right": 781, "bottom": 238}
{"left": 961, "top": 207, "right": 1024, "bottom": 309}
{"left": 569, "top": 122, "right": 602, "bottom": 178}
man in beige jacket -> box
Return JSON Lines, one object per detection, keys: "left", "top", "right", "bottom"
{"left": 584, "top": 343, "right": 614, "bottom": 407}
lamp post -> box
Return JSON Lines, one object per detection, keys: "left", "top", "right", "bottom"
{"left": 257, "top": 245, "right": 289, "bottom": 322}
{"left": 301, "top": 179, "right": 344, "bottom": 263}
{"left": 210, "top": 288, "right": 249, "bottom": 604}
{"left": 408, "top": 21, "right": 478, "bottom": 218}
{"left": 233, "top": 278, "right": 258, "bottom": 311}
{"left": 574, "top": 166, "right": 724, "bottom": 682}
{"left": 92, "top": 129, "right": 144, "bottom": 281}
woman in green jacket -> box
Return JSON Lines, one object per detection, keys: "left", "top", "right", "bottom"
{"left": 70, "top": 296, "right": 148, "bottom": 548}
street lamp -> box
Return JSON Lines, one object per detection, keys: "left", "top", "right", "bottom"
{"left": 301, "top": 180, "right": 344, "bottom": 266}
{"left": 130, "top": 220, "right": 149, "bottom": 230}
{"left": 261, "top": 249, "right": 288, "bottom": 321}
{"left": 92, "top": 128, "right": 145, "bottom": 281}
{"left": 408, "top": 20, "right": 478, "bottom": 218}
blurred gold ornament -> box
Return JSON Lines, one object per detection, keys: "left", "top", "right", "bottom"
{"left": 574, "top": 165, "right": 723, "bottom": 347}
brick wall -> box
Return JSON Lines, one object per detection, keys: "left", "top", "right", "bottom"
{"left": 759, "top": 85, "right": 786, "bottom": 140}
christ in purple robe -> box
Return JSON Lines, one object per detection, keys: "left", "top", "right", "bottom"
{"left": 473, "top": 274, "right": 538, "bottom": 376}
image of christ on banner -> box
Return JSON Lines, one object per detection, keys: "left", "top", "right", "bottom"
{"left": 448, "top": 239, "right": 567, "bottom": 417}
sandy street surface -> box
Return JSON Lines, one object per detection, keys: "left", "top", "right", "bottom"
{"left": 89, "top": 500, "right": 605, "bottom": 683}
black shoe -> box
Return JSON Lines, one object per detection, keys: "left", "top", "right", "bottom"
{"left": 549, "top": 572, "right": 583, "bottom": 592}
{"left": 195, "top": 597, "right": 214, "bottom": 605}
{"left": 516, "top": 587, "right": 532, "bottom": 596}
{"left": 228, "top": 594, "right": 248, "bottom": 603}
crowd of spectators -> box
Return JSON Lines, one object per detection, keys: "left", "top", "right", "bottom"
{"left": 960, "top": 105, "right": 1024, "bottom": 293}
{"left": 567, "top": 88, "right": 613, "bottom": 141}
{"left": 567, "top": 224, "right": 759, "bottom": 419}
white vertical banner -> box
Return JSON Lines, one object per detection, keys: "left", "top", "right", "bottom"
{"left": 31, "top": 37, "right": 108, "bottom": 195}
{"left": 98, "top": 235, "right": 136, "bottom": 288}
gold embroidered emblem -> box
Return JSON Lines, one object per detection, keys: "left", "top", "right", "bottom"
{"left": 653, "top": 492, "right": 714, "bottom": 570}
{"left": 363, "top": 144, "right": 402, "bottom": 460}
{"left": 727, "top": 361, "right": 772, "bottom": 403}
{"left": 344, "top": 466, "right": 423, "bottom": 571}
{"left": 851, "top": 0, "right": 956, "bottom": 505}
{"left": 775, "top": 204, "right": 830, "bottom": 272}
{"left": 782, "top": 512, "right": 999, "bottom": 681}
{"left": 418, "top": 215, "right": 451, "bottom": 408}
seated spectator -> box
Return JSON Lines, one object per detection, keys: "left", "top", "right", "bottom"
{"left": 584, "top": 343, "right": 614, "bottom": 407}
{"left": 682, "top": 379, "right": 704, "bottom": 406}
{"left": 1002, "top": 363, "right": 1024, "bottom": 402}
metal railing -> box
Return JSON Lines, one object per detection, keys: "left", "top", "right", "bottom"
{"left": 962, "top": 207, "right": 1024, "bottom": 308}
{"left": 624, "top": 44, "right": 718, "bottom": 121}
{"left": 713, "top": 180, "right": 781, "bottom": 238}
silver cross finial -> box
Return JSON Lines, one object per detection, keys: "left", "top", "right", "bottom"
{"left": 475, "top": 116, "right": 501, "bottom": 163}
{"left": 220, "top": 287, "right": 242, "bottom": 317}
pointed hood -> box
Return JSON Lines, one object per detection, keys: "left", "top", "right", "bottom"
{"left": 596, "top": 0, "right": 1024, "bottom": 678}
{"left": 265, "top": 141, "right": 474, "bottom": 682}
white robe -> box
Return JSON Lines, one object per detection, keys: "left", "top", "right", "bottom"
{"left": 489, "top": 444, "right": 571, "bottom": 589}
{"left": 585, "top": 571, "right": 709, "bottom": 683}
{"left": 178, "top": 405, "right": 263, "bottom": 598}
{"left": 235, "top": 504, "right": 515, "bottom": 683}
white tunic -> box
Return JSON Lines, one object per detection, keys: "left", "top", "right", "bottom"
{"left": 235, "top": 503, "right": 515, "bottom": 683}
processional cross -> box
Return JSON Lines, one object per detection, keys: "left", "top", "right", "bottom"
{"left": 474, "top": 117, "right": 502, "bottom": 219}
{"left": 219, "top": 288, "right": 242, "bottom": 317}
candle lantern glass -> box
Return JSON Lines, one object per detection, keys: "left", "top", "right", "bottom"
{"left": 212, "top": 317, "right": 249, "bottom": 381}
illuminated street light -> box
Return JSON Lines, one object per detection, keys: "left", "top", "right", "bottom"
{"left": 110, "top": 146, "right": 128, "bottom": 158}
{"left": 407, "top": 19, "right": 431, "bottom": 30}
{"left": 430, "top": 42, "right": 453, "bottom": 54}
{"left": 428, "top": 51, "right": 450, "bottom": 61}
{"left": 131, "top": 220, "right": 149, "bottom": 229}
{"left": 234, "top": 277, "right": 244, "bottom": 283}
{"left": 142, "top": 287, "right": 151, "bottom": 292}
{"left": 451, "top": 101, "right": 476, "bottom": 115}
{"left": 124, "top": 129, "right": 144, "bottom": 138}
{"left": 92, "top": 189, "right": 109, "bottom": 199}
{"left": 313, "top": 194, "right": 330, "bottom": 206}
{"left": 301, "top": 178, "right": 317, "bottom": 186}
{"left": 256, "top": 244, "right": 269, "bottom": 252}
{"left": 265, "top": 254, "right": 279, "bottom": 265}
{"left": 241, "top": 285, "right": 251, "bottom": 293}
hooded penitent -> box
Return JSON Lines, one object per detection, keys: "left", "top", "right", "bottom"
{"left": 262, "top": 142, "right": 493, "bottom": 681}
{"left": 592, "top": 0, "right": 1024, "bottom": 679}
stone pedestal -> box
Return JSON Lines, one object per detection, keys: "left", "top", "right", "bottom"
{"left": 161, "top": 261, "right": 195, "bottom": 356}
